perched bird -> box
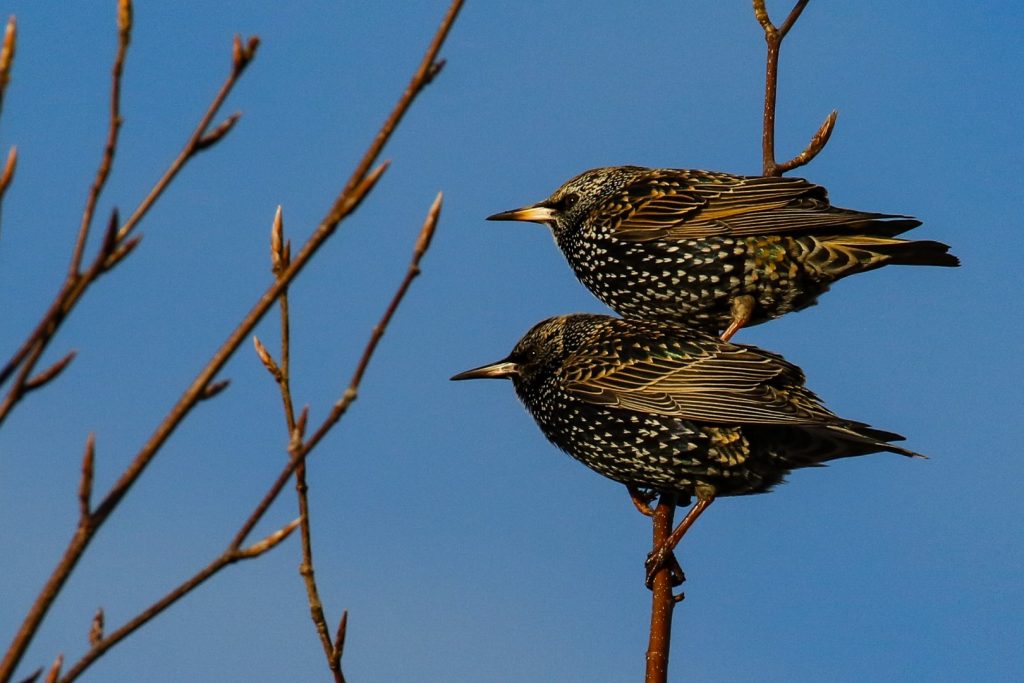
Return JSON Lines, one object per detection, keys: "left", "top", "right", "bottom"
{"left": 488, "top": 166, "right": 959, "bottom": 340}
{"left": 452, "top": 314, "right": 922, "bottom": 573}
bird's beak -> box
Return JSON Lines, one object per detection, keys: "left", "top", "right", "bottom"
{"left": 450, "top": 360, "right": 519, "bottom": 381}
{"left": 486, "top": 204, "right": 557, "bottom": 224}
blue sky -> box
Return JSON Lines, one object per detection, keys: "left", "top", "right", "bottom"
{"left": 1, "top": 2, "right": 1021, "bottom": 681}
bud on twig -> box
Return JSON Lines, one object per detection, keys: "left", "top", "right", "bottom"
{"left": 117, "top": 0, "right": 132, "bottom": 39}
{"left": 88, "top": 608, "right": 104, "bottom": 647}
{"left": 0, "top": 16, "right": 16, "bottom": 92}
{"left": 43, "top": 653, "right": 63, "bottom": 683}
{"left": 0, "top": 145, "right": 16, "bottom": 196}
{"left": 25, "top": 350, "right": 76, "bottom": 390}
{"left": 196, "top": 112, "right": 240, "bottom": 151}
{"left": 253, "top": 336, "right": 281, "bottom": 380}
{"left": 237, "top": 517, "right": 301, "bottom": 558}
{"left": 79, "top": 433, "right": 95, "bottom": 519}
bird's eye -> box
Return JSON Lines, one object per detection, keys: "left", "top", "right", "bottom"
{"left": 561, "top": 193, "right": 579, "bottom": 209}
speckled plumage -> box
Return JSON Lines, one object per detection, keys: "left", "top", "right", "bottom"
{"left": 452, "top": 314, "right": 921, "bottom": 499}
{"left": 488, "top": 166, "right": 959, "bottom": 335}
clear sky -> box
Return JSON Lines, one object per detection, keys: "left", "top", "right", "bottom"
{"left": 1, "top": 2, "right": 1021, "bottom": 681}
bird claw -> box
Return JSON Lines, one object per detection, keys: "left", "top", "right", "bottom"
{"left": 645, "top": 547, "right": 686, "bottom": 589}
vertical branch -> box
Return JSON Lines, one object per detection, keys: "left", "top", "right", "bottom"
{"left": 261, "top": 206, "right": 345, "bottom": 683}
{"left": 753, "top": 0, "right": 835, "bottom": 176}
{"left": 70, "top": 0, "right": 130, "bottom": 276}
{"left": 645, "top": 496, "right": 677, "bottom": 683}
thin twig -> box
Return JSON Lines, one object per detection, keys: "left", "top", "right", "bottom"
{"left": 645, "top": 496, "right": 677, "bottom": 683}
{"left": 753, "top": 0, "right": 833, "bottom": 176}
{"left": 260, "top": 206, "right": 344, "bottom": 682}
{"left": 0, "top": 26, "right": 255, "bottom": 425}
{"left": 70, "top": 0, "right": 130, "bottom": 277}
{"left": 0, "top": 4, "right": 460, "bottom": 679}
{"left": 0, "top": 20, "right": 257, "bottom": 681}
{"left": 0, "top": 16, "right": 16, "bottom": 121}
{"left": 57, "top": 520, "right": 300, "bottom": 683}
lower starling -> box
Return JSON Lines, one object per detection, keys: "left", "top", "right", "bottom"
{"left": 452, "top": 313, "right": 921, "bottom": 507}
{"left": 488, "top": 166, "right": 959, "bottom": 340}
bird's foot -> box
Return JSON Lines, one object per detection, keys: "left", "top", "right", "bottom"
{"left": 645, "top": 547, "right": 686, "bottom": 589}
{"left": 721, "top": 295, "right": 755, "bottom": 342}
{"left": 628, "top": 486, "right": 657, "bottom": 517}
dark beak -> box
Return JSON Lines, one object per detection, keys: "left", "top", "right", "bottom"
{"left": 486, "top": 205, "right": 557, "bottom": 224}
{"left": 450, "top": 359, "right": 519, "bottom": 381}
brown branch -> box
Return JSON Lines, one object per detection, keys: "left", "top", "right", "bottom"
{"left": 70, "top": 0, "right": 130, "bottom": 277}
{"left": 258, "top": 206, "right": 344, "bottom": 682}
{"left": 57, "top": 519, "right": 300, "bottom": 683}
{"left": 753, "top": 0, "right": 834, "bottom": 176}
{"left": 645, "top": 496, "right": 677, "bottom": 683}
{"left": 1, "top": 2, "right": 459, "bottom": 678}
{"left": 78, "top": 435, "right": 95, "bottom": 520}
{"left": 0, "top": 21, "right": 254, "bottom": 426}
{"left": 0, "top": 15, "right": 16, "bottom": 120}
{"left": 0, "top": 18, "right": 258, "bottom": 682}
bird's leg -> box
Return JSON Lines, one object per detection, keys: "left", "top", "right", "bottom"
{"left": 645, "top": 489, "right": 716, "bottom": 587}
{"left": 628, "top": 485, "right": 657, "bottom": 517}
{"left": 721, "top": 295, "right": 755, "bottom": 342}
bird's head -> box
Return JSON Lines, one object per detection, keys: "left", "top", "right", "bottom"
{"left": 487, "top": 166, "right": 646, "bottom": 239}
{"left": 451, "top": 315, "right": 584, "bottom": 387}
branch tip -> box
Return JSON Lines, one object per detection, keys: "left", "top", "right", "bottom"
{"left": 200, "top": 378, "right": 231, "bottom": 400}
{"left": 196, "top": 112, "right": 241, "bottom": 151}
{"left": 0, "top": 15, "right": 16, "bottom": 88}
{"left": 239, "top": 517, "right": 301, "bottom": 558}
{"left": 295, "top": 406, "right": 309, "bottom": 441}
{"left": 333, "top": 610, "right": 348, "bottom": 658}
{"left": 42, "top": 653, "right": 62, "bottom": 683}
{"left": 0, "top": 145, "right": 16, "bottom": 194}
{"left": 425, "top": 58, "right": 446, "bottom": 83}
{"left": 79, "top": 433, "right": 96, "bottom": 518}
{"left": 253, "top": 336, "right": 281, "bottom": 380}
{"left": 232, "top": 34, "right": 260, "bottom": 70}
{"left": 415, "top": 192, "right": 443, "bottom": 256}
{"left": 117, "top": 0, "right": 133, "bottom": 38}
{"left": 271, "top": 205, "right": 286, "bottom": 273}
{"left": 88, "top": 608, "right": 105, "bottom": 647}
{"left": 25, "top": 350, "right": 76, "bottom": 390}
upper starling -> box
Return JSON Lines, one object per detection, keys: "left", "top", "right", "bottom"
{"left": 488, "top": 166, "right": 959, "bottom": 339}
{"left": 452, "top": 314, "right": 922, "bottom": 504}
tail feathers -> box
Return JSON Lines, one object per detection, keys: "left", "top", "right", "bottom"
{"left": 839, "top": 215, "right": 922, "bottom": 237}
{"left": 835, "top": 236, "right": 960, "bottom": 268}
{"left": 813, "top": 235, "right": 960, "bottom": 277}
{"left": 770, "top": 422, "right": 926, "bottom": 467}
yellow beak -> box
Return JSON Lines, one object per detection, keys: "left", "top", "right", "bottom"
{"left": 450, "top": 360, "right": 519, "bottom": 381}
{"left": 486, "top": 205, "right": 557, "bottom": 224}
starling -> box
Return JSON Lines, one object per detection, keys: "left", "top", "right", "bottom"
{"left": 452, "top": 314, "right": 922, "bottom": 575}
{"left": 488, "top": 167, "right": 959, "bottom": 340}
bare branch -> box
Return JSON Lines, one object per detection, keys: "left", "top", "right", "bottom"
{"left": 270, "top": 205, "right": 286, "bottom": 274}
{"left": 645, "top": 496, "right": 677, "bottom": 683}
{"left": 775, "top": 109, "right": 837, "bottom": 174}
{"left": 195, "top": 112, "right": 240, "bottom": 151}
{"left": 23, "top": 351, "right": 76, "bottom": 392}
{"left": 0, "top": 145, "right": 16, "bottom": 197}
{"left": 42, "top": 654, "right": 61, "bottom": 683}
{"left": 237, "top": 518, "right": 301, "bottom": 559}
{"left": 71, "top": 0, "right": 131, "bottom": 277}
{"left": 1, "top": 3, "right": 461, "bottom": 678}
{"left": 332, "top": 611, "right": 348, "bottom": 669}
{"left": 0, "top": 16, "right": 16, "bottom": 118}
{"left": 199, "top": 379, "right": 230, "bottom": 401}
{"left": 87, "top": 610, "right": 103, "bottom": 648}
{"left": 78, "top": 435, "right": 95, "bottom": 520}
{"left": 56, "top": 516, "right": 295, "bottom": 682}
{"left": 754, "top": 0, "right": 834, "bottom": 176}
{"left": 253, "top": 335, "right": 281, "bottom": 381}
